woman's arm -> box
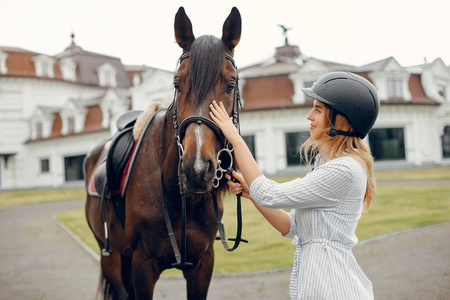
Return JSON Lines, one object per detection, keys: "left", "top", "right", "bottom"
{"left": 226, "top": 172, "right": 291, "bottom": 236}
{"left": 211, "top": 101, "right": 291, "bottom": 235}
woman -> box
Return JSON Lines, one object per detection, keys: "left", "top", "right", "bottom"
{"left": 210, "top": 72, "right": 379, "bottom": 299}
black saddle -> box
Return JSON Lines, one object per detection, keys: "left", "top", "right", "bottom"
{"left": 93, "top": 110, "right": 143, "bottom": 228}
{"left": 103, "top": 110, "right": 142, "bottom": 193}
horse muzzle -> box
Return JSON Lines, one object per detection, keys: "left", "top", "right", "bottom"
{"left": 179, "top": 154, "right": 216, "bottom": 194}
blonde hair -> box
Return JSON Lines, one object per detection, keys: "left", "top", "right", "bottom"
{"left": 300, "top": 105, "right": 376, "bottom": 211}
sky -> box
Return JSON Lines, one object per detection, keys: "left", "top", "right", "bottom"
{"left": 0, "top": 0, "right": 449, "bottom": 71}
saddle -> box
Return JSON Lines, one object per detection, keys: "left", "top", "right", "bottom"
{"left": 88, "top": 110, "right": 143, "bottom": 228}
{"left": 88, "top": 104, "right": 164, "bottom": 229}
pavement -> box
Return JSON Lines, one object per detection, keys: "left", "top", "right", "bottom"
{"left": 0, "top": 199, "right": 449, "bottom": 300}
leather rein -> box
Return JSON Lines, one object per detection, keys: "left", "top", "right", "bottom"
{"left": 159, "top": 52, "right": 247, "bottom": 268}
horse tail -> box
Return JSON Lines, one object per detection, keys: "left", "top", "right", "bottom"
{"left": 95, "top": 272, "right": 114, "bottom": 300}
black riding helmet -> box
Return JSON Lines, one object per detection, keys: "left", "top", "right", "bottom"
{"left": 301, "top": 72, "right": 379, "bottom": 139}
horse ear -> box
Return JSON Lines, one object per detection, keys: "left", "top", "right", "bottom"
{"left": 221, "top": 7, "right": 242, "bottom": 52}
{"left": 174, "top": 7, "right": 195, "bottom": 50}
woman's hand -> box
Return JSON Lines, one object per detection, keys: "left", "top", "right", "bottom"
{"left": 226, "top": 171, "right": 250, "bottom": 199}
{"left": 211, "top": 100, "right": 264, "bottom": 189}
{"left": 209, "top": 100, "right": 241, "bottom": 145}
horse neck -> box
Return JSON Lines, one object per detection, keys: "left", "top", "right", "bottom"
{"left": 160, "top": 108, "right": 181, "bottom": 188}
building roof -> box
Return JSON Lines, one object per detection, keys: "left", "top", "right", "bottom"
{"left": 239, "top": 44, "right": 305, "bottom": 78}
{"left": 0, "top": 34, "right": 132, "bottom": 88}
{"left": 0, "top": 46, "right": 64, "bottom": 79}
{"left": 240, "top": 43, "right": 357, "bottom": 79}
{"left": 355, "top": 57, "right": 394, "bottom": 72}
{"left": 55, "top": 36, "right": 132, "bottom": 88}
{"left": 37, "top": 106, "right": 61, "bottom": 114}
{"left": 238, "top": 41, "right": 443, "bottom": 110}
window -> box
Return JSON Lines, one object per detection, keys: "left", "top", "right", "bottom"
{"left": 437, "top": 84, "right": 446, "bottom": 99}
{"left": 303, "top": 82, "right": 314, "bottom": 100}
{"left": 98, "top": 63, "right": 117, "bottom": 87}
{"left": 41, "top": 158, "right": 50, "bottom": 173}
{"left": 104, "top": 71, "right": 111, "bottom": 86}
{"left": 242, "top": 135, "right": 256, "bottom": 160}
{"left": 64, "top": 155, "right": 86, "bottom": 181}
{"left": 387, "top": 79, "right": 402, "bottom": 99}
{"left": 369, "top": 128, "right": 405, "bottom": 161}
{"left": 0, "top": 50, "right": 8, "bottom": 74}
{"left": 41, "top": 62, "right": 49, "bottom": 77}
{"left": 67, "top": 117, "right": 75, "bottom": 133}
{"left": 60, "top": 57, "right": 77, "bottom": 82}
{"left": 285, "top": 131, "right": 310, "bottom": 166}
{"left": 36, "top": 123, "right": 43, "bottom": 138}
{"left": 442, "top": 126, "right": 450, "bottom": 158}
{"left": 32, "top": 55, "right": 55, "bottom": 78}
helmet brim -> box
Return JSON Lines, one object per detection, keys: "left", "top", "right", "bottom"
{"left": 301, "top": 88, "right": 335, "bottom": 107}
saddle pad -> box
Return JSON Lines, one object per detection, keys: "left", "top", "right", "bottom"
{"left": 88, "top": 161, "right": 104, "bottom": 197}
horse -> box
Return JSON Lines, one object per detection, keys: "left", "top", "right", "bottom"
{"left": 84, "top": 6, "right": 242, "bottom": 299}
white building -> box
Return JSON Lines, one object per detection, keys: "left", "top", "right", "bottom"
{"left": 0, "top": 36, "right": 173, "bottom": 189}
{"left": 0, "top": 37, "right": 449, "bottom": 189}
{"left": 238, "top": 43, "right": 450, "bottom": 175}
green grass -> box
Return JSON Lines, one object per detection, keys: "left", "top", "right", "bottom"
{"left": 0, "top": 187, "right": 85, "bottom": 209}
{"left": 55, "top": 206, "right": 100, "bottom": 253}
{"left": 55, "top": 167, "right": 450, "bottom": 274}
{"left": 374, "top": 167, "right": 450, "bottom": 181}
{"left": 355, "top": 184, "right": 450, "bottom": 240}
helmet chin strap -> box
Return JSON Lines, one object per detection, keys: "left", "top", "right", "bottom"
{"left": 327, "top": 110, "right": 361, "bottom": 138}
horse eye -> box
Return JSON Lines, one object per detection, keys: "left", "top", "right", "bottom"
{"left": 226, "top": 82, "right": 236, "bottom": 93}
{"left": 173, "top": 81, "right": 181, "bottom": 92}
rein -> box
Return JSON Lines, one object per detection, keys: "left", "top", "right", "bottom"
{"left": 160, "top": 52, "right": 247, "bottom": 268}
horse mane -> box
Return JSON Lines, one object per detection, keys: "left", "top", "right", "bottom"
{"left": 188, "top": 35, "right": 228, "bottom": 104}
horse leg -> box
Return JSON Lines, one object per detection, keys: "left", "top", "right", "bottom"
{"left": 183, "top": 245, "right": 214, "bottom": 300}
{"left": 120, "top": 254, "right": 135, "bottom": 299}
{"left": 131, "top": 243, "right": 161, "bottom": 299}
{"left": 99, "top": 248, "right": 130, "bottom": 300}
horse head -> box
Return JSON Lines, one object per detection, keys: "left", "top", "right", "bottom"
{"left": 173, "top": 7, "right": 241, "bottom": 194}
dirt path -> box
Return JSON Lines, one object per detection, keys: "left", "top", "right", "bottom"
{"left": 1, "top": 199, "right": 449, "bottom": 299}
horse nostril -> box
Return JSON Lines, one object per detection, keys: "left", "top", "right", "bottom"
{"left": 204, "top": 158, "right": 215, "bottom": 182}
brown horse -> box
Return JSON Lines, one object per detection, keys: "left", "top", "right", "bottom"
{"left": 84, "top": 6, "right": 242, "bottom": 300}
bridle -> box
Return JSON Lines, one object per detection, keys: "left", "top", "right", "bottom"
{"left": 160, "top": 52, "right": 247, "bottom": 268}
{"left": 174, "top": 52, "right": 241, "bottom": 188}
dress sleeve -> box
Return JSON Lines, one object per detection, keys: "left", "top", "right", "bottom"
{"left": 249, "top": 158, "right": 356, "bottom": 210}
{"left": 282, "top": 209, "right": 297, "bottom": 239}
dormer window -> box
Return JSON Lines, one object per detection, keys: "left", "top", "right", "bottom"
{"left": 437, "top": 84, "right": 446, "bottom": 98}
{"left": 368, "top": 58, "right": 411, "bottom": 101}
{"left": 97, "top": 63, "right": 117, "bottom": 87}
{"left": 36, "top": 123, "right": 43, "bottom": 138}
{"left": 60, "top": 99, "right": 88, "bottom": 135}
{"left": 32, "top": 55, "right": 55, "bottom": 78}
{"left": 0, "top": 50, "right": 8, "bottom": 74}
{"left": 387, "top": 79, "right": 403, "bottom": 99}
{"left": 67, "top": 116, "right": 75, "bottom": 133}
{"left": 30, "top": 106, "right": 59, "bottom": 140}
{"left": 60, "top": 57, "right": 77, "bottom": 82}
{"left": 303, "top": 81, "right": 314, "bottom": 100}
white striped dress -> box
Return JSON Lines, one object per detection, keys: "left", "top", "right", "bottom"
{"left": 249, "top": 154, "right": 374, "bottom": 300}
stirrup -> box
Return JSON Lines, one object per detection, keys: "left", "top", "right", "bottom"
{"left": 102, "top": 222, "right": 112, "bottom": 256}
